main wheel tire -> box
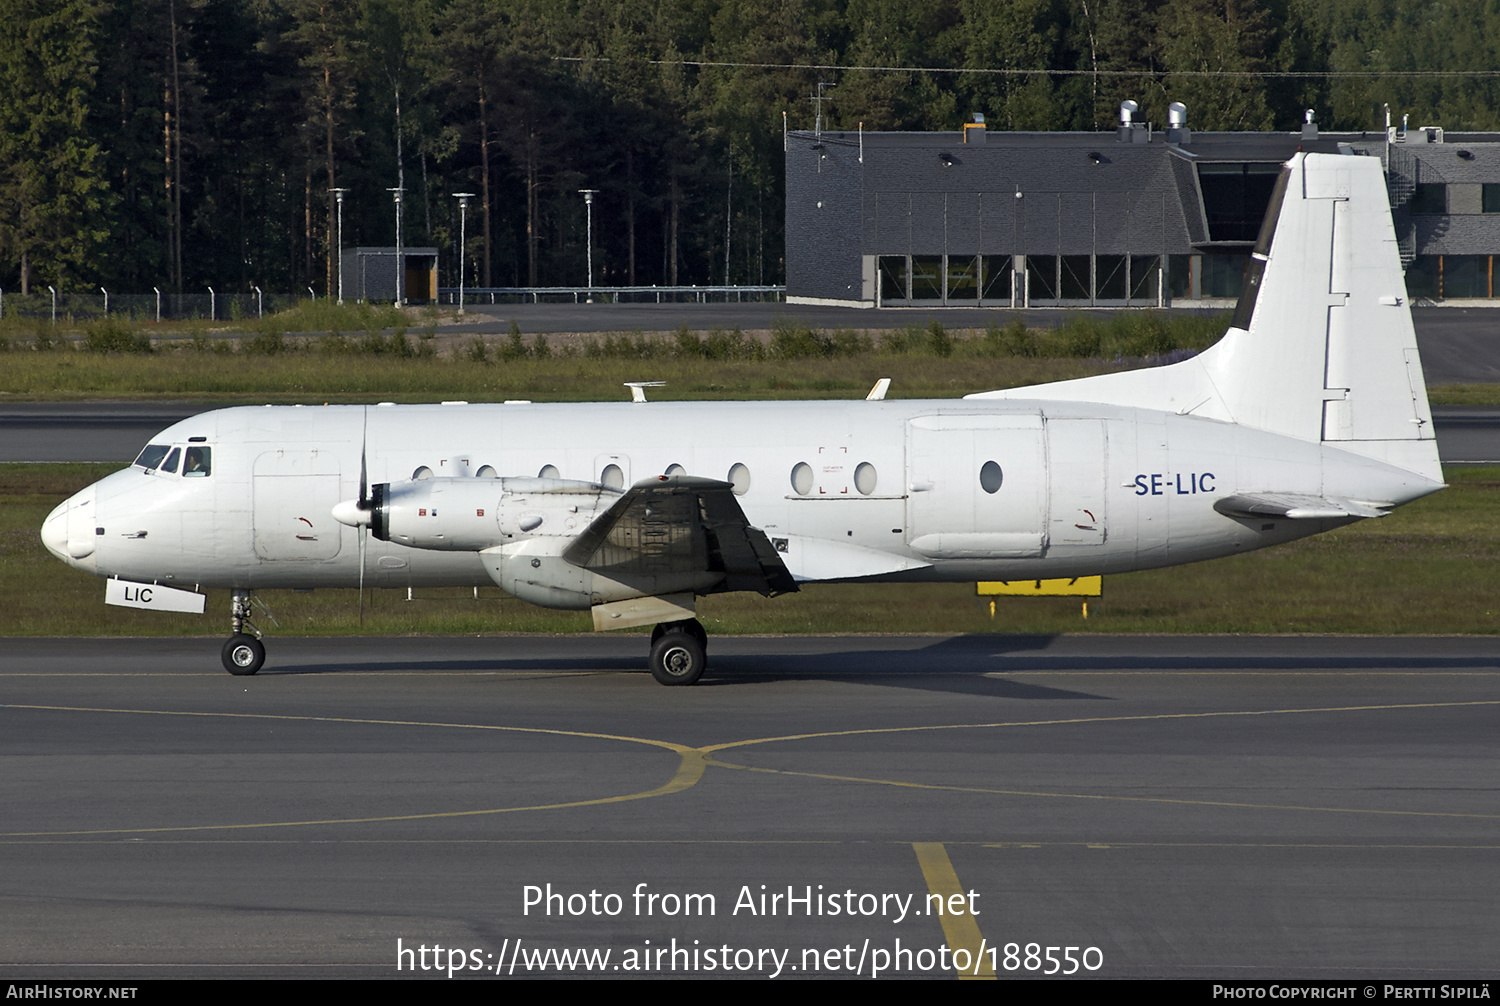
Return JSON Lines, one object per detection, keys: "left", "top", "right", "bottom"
{"left": 222, "top": 634, "right": 265, "bottom": 676}
{"left": 649, "top": 628, "right": 706, "bottom": 686}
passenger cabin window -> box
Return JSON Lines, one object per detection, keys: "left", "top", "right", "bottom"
{"left": 183, "top": 446, "right": 212, "bottom": 476}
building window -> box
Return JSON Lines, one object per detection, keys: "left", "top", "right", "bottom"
{"left": 911, "top": 256, "right": 944, "bottom": 299}
{"left": 1484, "top": 185, "right": 1500, "bottom": 213}
{"left": 1060, "top": 256, "right": 1091, "bottom": 299}
{"left": 1410, "top": 184, "right": 1447, "bottom": 214}
{"left": 1200, "top": 253, "right": 1248, "bottom": 299}
{"left": 946, "top": 256, "right": 979, "bottom": 300}
{"left": 1197, "top": 163, "right": 1283, "bottom": 241}
{"left": 1026, "top": 256, "right": 1058, "bottom": 301}
{"left": 1405, "top": 257, "right": 1439, "bottom": 298}
{"left": 1130, "top": 256, "right": 1161, "bottom": 302}
{"left": 1096, "top": 256, "right": 1127, "bottom": 300}
{"left": 981, "top": 256, "right": 1012, "bottom": 303}
{"left": 1168, "top": 255, "right": 1193, "bottom": 299}
{"left": 1442, "top": 255, "right": 1490, "bottom": 298}
{"left": 878, "top": 256, "right": 908, "bottom": 302}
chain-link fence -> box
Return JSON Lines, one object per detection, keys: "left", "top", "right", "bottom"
{"left": 0, "top": 290, "right": 313, "bottom": 323}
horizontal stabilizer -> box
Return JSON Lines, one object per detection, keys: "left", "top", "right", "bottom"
{"left": 1213, "top": 493, "right": 1391, "bottom": 521}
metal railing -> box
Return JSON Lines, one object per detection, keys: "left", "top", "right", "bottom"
{"left": 439, "top": 284, "right": 786, "bottom": 306}
{"left": 0, "top": 289, "right": 310, "bottom": 323}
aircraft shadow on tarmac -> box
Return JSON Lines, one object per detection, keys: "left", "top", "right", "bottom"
{"left": 263, "top": 634, "right": 1100, "bottom": 699}
{"left": 258, "top": 633, "right": 1500, "bottom": 699}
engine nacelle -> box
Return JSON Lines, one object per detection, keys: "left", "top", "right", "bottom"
{"left": 481, "top": 537, "right": 720, "bottom": 610}
{"left": 370, "top": 476, "right": 619, "bottom": 551}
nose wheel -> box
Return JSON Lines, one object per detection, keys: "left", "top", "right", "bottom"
{"left": 222, "top": 589, "right": 265, "bottom": 676}
{"left": 649, "top": 618, "right": 708, "bottom": 686}
{"left": 222, "top": 634, "right": 265, "bottom": 675}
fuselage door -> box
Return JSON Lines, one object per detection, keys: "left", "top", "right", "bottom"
{"left": 253, "top": 449, "right": 343, "bottom": 560}
{"left": 905, "top": 413, "right": 1047, "bottom": 558}
{"left": 1047, "top": 419, "right": 1108, "bottom": 546}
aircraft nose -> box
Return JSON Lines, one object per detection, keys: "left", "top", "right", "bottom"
{"left": 41, "top": 501, "right": 70, "bottom": 561}
{"left": 41, "top": 486, "right": 97, "bottom": 566}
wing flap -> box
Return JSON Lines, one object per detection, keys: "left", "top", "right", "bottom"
{"left": 563, "top": 475, "right": 797, "bottom": 597}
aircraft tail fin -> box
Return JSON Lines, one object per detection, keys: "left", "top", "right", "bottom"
{"left": 969, "top": 152, "right": 1440, "bottom": 483}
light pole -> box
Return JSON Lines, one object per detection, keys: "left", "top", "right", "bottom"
{"left": 330, "top": 187, "right": 349, "bottom": 304}
{"left": 578, "top": 188, "right": 599, "bottom": 302}
{"left": 387, "top": 186, "right": 405, "bottom": 307}
{"left": 452, "top": 192, "right": 475, "bottom": 314}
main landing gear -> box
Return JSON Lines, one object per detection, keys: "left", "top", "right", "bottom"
{"left": 648, "top": 618, "right": 708, "bottom": 686}
{"left": 222, "top": 588, "right": 265, "bottom": 676}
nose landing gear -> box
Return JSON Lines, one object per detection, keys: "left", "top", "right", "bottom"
{"left": 222, "top": 589, "right": 265, "bottom": 676}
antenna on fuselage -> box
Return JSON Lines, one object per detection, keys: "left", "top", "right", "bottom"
{"left": 624, "top": 381, "right": 666, "bottom": 403}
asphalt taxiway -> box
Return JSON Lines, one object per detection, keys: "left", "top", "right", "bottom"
{"left": 3, "top": 634, "right": 1498, "bottom": 979}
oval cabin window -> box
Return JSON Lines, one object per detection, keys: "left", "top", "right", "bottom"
{"left": 790, "top": 462, "right": 814, "bottom": 496}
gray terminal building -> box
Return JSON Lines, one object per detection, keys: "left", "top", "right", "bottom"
{"left": 784, "top": 108, "right": 1500, "bottom": 308}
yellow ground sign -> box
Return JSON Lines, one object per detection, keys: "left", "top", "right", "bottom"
{"left": 977, "top": 577, "right": 1102, "bottom": 597}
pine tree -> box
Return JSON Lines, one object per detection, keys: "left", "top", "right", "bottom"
{"left": 0, "top": 0, "right": 111, "bottom": 293}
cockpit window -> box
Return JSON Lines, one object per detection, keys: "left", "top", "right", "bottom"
{"left": 134, "top": 444, "right": 170, "bottom": 470}
{"left": 183, "top": 446, "right": 211, "bottom": 477}
{"left": 161, "top": 447, "right": 181, "bottom": 474}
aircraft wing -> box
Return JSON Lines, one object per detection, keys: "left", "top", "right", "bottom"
{"left": 562, "top": 475, "right": 798, "bottom": 596}
{"left": 1213, "top": 493, "right": 1392, "bottom": 521}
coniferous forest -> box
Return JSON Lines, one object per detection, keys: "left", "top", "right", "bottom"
{"left": 3, "top": 0, "right": 1499, "bottom": 297}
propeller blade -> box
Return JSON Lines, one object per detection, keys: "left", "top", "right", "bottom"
{"left": 358, "top": 405, "right": 369, "bottom": 508}
{"left": 358, "top": 404, "right": 367, "bottom": 625}
{"left": 358, "top": 524, "right": 366, "bottom": 626}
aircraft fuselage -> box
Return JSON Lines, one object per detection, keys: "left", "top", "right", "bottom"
{"left": 45, "top": 398, "right": 1438, "bottom": 593}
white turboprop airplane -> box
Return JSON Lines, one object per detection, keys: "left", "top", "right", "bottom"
{"left": 41, "top": 153, "right": 1441, "bottom": 684}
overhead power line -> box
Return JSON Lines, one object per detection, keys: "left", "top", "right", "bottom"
{"left": 554, "top": 56, "right": 1500, "bottom": 79}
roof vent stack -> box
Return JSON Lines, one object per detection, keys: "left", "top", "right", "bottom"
{"left": 1167, "top": 102, "right": 1190, "bottom": 144}
{"left": 1301, "top": 108, "right": 1318, "bottom": 141}
{"left": 964, "top": 112, "right": 986, "bottom": 145}
{"left": 1118, "top": 100, "right": 1146, "bottom": 143}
